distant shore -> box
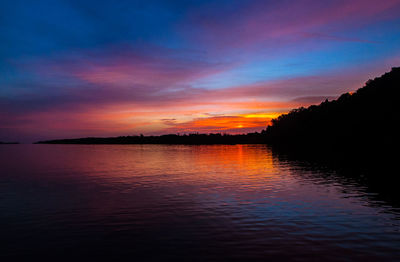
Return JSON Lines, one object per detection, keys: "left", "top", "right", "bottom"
{"left": 35, "top": 133, "right": 265, "bottom": 145}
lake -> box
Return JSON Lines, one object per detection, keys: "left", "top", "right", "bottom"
{"left": 1, "top": 144, "right": 399, "bottom": 261}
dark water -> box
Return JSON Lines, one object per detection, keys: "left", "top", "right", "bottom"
{"left": 1, "top": 144, "right": 399, "bottom": 261}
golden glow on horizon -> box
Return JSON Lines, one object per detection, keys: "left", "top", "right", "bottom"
{"left": 242, "top": 113, "right": 282, "bottom": 119}
{"left": 160, "top": 112, "right": 286, "bottom": 134}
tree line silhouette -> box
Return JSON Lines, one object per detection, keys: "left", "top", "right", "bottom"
{"left": 35, "top": 133, "right": 264, "bottom": 144}
{"left": 0, "top": 141, "right": 19, "bottom": 144}
{"left": 263, "top": 67, "right": 399, "bottom": 152}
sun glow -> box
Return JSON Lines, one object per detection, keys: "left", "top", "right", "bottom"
{"left": 242, "top": 113, "right": 282, "bottom": 119}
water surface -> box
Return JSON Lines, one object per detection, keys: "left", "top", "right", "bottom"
{"left": 1, "top": 144, "right": 399, "bottom": 260}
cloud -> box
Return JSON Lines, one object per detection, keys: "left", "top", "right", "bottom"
{"left": 181, "top": 0, "right": 400, "bottom": 51}
{"left": 300, "top": 32, "right": 379, "bottom": 44}
{"left": 158, "top": 114, "right": 280, "bottom": 135}
{"left": 291, "top": 96, "right": 337, "bottom": 104}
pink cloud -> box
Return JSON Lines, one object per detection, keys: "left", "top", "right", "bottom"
{"left": 182, "top": 0, "right": 400, "bottom": 50}
{"left": 22, "top": 46, "right": 232, "bottom": 88}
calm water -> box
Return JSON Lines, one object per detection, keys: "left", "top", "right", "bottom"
{"left": 1, "top": 144, "right": 399, "bottom": 261}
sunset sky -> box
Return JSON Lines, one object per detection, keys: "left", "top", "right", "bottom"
{"left": 1, "top": 0, "right": 400, "bottom": 142}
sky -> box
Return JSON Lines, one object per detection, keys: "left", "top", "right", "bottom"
{"left": 1, "top": 0, "right": 400, "bottom": 142}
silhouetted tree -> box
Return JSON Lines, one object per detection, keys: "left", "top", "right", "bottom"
{"left": 263, "top": 67, "right": 400, "bottom": 152}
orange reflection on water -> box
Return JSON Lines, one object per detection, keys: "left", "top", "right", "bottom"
{"left": 35, "top": 145, "right": 284, "bottom": 188}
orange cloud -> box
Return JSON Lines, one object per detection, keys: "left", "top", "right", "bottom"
{"left": 159, "top": 113, "right": 281, "bottom": 134}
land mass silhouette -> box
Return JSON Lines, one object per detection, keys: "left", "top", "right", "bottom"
{"left": 264, "top": 66, "right": 399, "bottom": 169}
{"left": 35, "top": 133, "right": 264, "bottom": 145}
{"left": 263, "top": 67, "right": 399, "bottom": 148}
{"left": 36, "top": 67, "right": 399, "bottom": 153}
